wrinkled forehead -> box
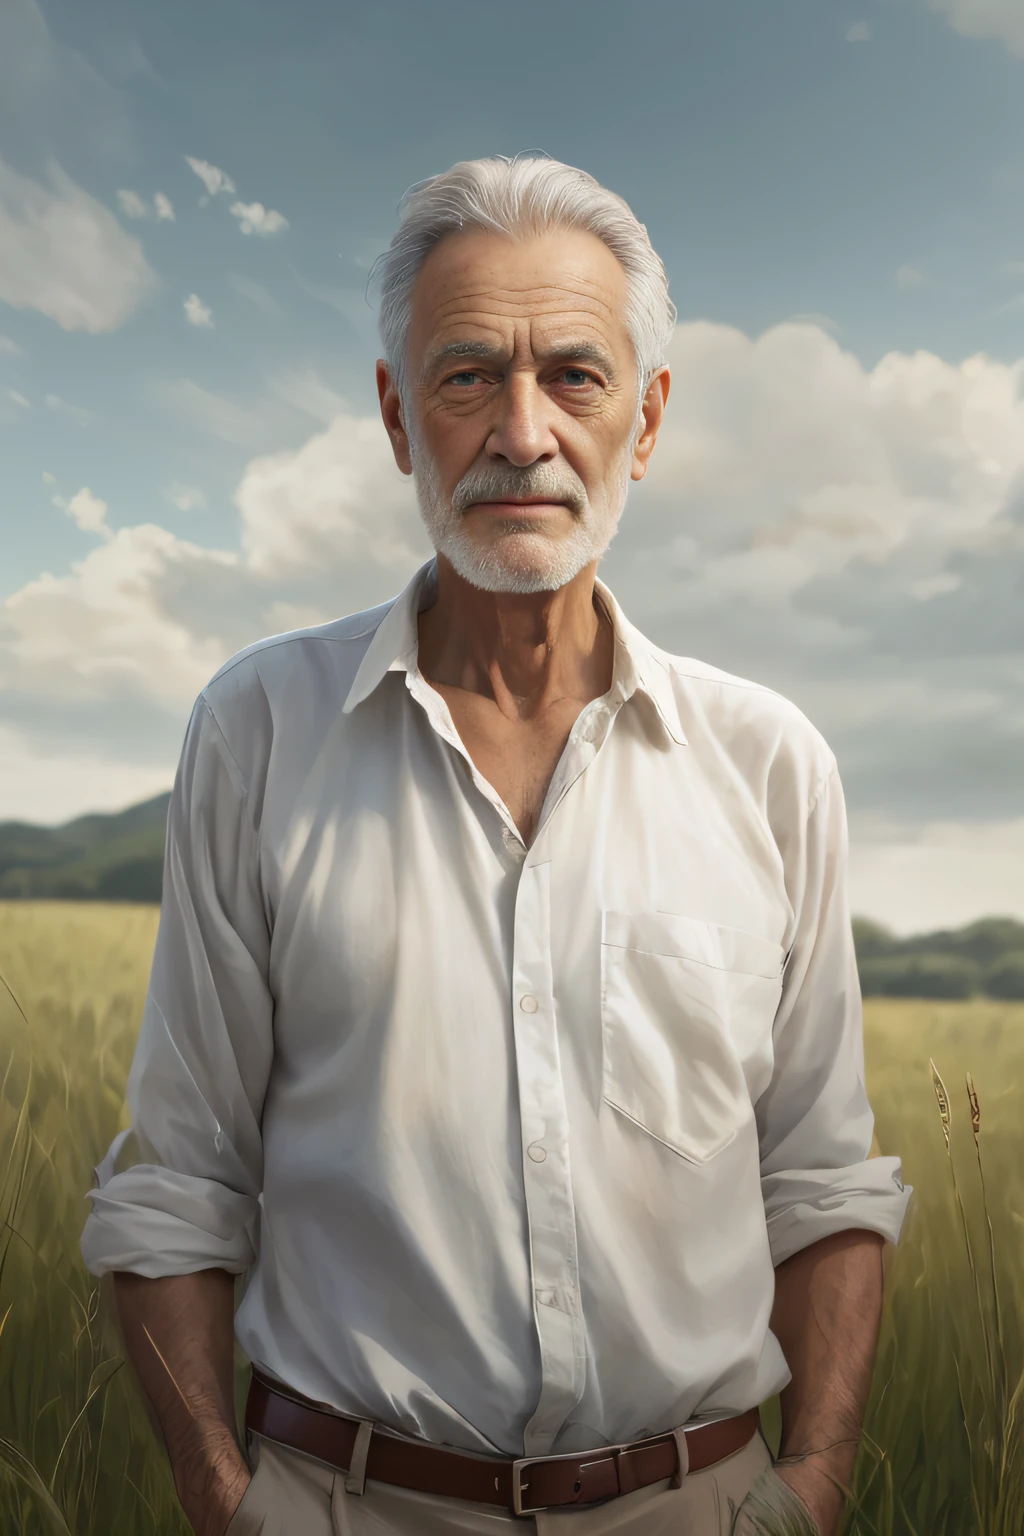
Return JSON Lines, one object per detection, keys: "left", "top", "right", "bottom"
{"left": 406, "top": 226, "right": 634, "bottom": 374}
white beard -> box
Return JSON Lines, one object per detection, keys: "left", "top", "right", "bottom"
{"left": 408, "top": 422, "right": 636, "bottom": 595}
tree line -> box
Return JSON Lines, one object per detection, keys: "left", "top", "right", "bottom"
{"left": 852, "top": 916, "right": 1024, "bottom": 1000}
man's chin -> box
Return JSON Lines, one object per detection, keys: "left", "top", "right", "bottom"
{"left": 438, "top": 538, "right": 588, "bottom": 595}
{"left": 450, "top": 560, "right": 575, "bottom": 596}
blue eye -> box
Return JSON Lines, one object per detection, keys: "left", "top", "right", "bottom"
{"left": 444, "top": 367, "right": 596, "bottom": 388}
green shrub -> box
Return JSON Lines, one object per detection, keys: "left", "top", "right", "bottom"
{"left": 910, "top": 918, "right": 1024, "bottom": 971}
{"left": 859, "top": 951, "right": 982, "bottom": 999}
{"left": 96, "top": 857, "right": 163, "bottom": 903}
{"left": 985, "top": 950, "right": 1024, "bottom": 1001}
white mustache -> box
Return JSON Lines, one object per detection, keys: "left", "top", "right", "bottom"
{"left": 451, "top": 472, "right": 586, "bottom": 516}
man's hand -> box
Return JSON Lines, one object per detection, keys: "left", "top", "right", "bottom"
{"left": 732, "top": 1458, "right": 824, "bottom": 1535}
{"left": 769, "top": 1459, "right": 829, "bottom": 1534}
{"left": 172, "top": 1432, "right": 252, "bottom": 1536}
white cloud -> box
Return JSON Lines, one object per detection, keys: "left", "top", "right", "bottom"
{"left": 895, "top": 264, "right": 927, "bottom": 290}
{"left": 0, "top": 333, "right": 22, "bottom": 355}
{"left": 602, "top": 321, "right": 1024, "bottom": 840}
{"left": 625, "top": 322, "right": 1024, "bottom": 597}
{"left": 164, "top": 483, "right": 206, "bottom": 512}
{"left": 233, "top": 411, "right": 424, "bottom": 579}
{"left": 115, "top": 189, "right": 175, "bottom": 222}
{"left": 1, "top": 524, "right": 239, "bottom": 718}
{"left": 929, "top": 0, "right": 1024, "bottom": 58}
{"left": 183, "top": 292, "right": 213, "bottom": 328}
{"left": 230, "top": 200, "right": 288, "bottom": 237}
{"left": 41, "top": 470, "right": 54, "bottom": 484}
{"left": 846, "top": 21, "right": 872, "bottom": 41}
{"left": 0, "top": 413, "right": 423, "bottom": 720}
{"left": 848, "top": 816, "right": 1024, "bottom": 931}
{"left": 0, "top": 155, "right": 156, "bottom": 332}
{"left": 8, "top": 388, "right": 29, "bottom": 408}
{"left": 184, "top": 156, "right": 236, "bottom": 198}
{"left": 116, "top": 188, "right": 147, "bottom": 220}
{"left": 65, "top": 487, "right": 111, "bottom": 539}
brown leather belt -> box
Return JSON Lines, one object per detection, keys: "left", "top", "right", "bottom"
{"left": 244, "top": 1366, "right": 761, "bottom": 1516}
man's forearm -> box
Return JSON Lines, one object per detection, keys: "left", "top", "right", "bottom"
{"left": 112, "top": 1267, "right": 250, "bottom": 1536}
{"left": 769, "top": 1228, "right": 886, "bottom": 1535}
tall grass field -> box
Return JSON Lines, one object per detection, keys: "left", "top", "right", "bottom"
{"left": 1, "top": 901, "right": 1022, "bottom": 1534}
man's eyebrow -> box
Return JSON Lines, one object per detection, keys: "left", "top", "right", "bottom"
{"left": 420, "top": 339, "right": 617, "bottom": 379}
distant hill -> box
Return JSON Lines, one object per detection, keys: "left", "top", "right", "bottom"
{"left": 0, "top": 793, "right": 170, "bottom": 902}
{"left": 1, "top": 796, "right": 1023, "bottom": 998}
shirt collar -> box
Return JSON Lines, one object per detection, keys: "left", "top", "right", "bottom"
{"left": 593, "top": 580, "right": 688, "bottom": 746}
{"left": 341, "top": 556, "right": 687, "bottom": 747}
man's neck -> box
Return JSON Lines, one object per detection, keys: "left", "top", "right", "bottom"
{"left": 416, "top": 554, "right": 614, "bottom": 722}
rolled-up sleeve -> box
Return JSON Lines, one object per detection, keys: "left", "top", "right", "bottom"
{"left": 757, "top": 755, "right": 912, "bottom": 1268}
{"left": 80, "top": 689, "right": 273, "bottom": 1279}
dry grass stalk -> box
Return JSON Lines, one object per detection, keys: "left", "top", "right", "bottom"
{"left": 929, "top": 1059, "right": 998, "bottom": 1447}
{"left": 929, "top": 1059, "right": 1024, "bottom": 1531}
{"left": 966, "top": 1073, "right": 1004, "bottom": 1359}
{"left": 929, "top": 1058, "right": 951, "bottom": 1149}
{"left": 966, "top": 1073, "right": 980, "bottom": 1144}
{"left": 966, "top": 1072, "right": 1015, "bottom": 1525}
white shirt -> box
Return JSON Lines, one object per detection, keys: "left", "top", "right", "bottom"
{"left": 81, "top": 556, "right": 911, "bottom": 1459}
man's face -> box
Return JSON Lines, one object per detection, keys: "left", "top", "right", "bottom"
{"left": 380, "top": 226, "right": 661, "bottom": 594}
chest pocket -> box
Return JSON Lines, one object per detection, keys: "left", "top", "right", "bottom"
{"left": 600, "top": 910, "right": 786, "bottom": 1165}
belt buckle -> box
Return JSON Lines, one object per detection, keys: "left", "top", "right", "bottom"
{"left": 510, "top": 1450, "right": 619, "bottom": 1517}
{"left": 510, "top": 1457, "right": 545, "bottom": 1517}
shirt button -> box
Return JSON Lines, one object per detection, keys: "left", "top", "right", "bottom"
{"left": 527, "top": 1142, "right": 547, "bottom": 1162}
{"left": 519, "top": 994, "right": 538, "bottom": 1013}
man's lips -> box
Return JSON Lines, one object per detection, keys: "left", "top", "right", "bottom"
{"left": 470, "top": 498, "right": 567, "bottom": 513}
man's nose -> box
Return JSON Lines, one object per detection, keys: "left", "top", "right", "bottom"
{"left": 484, "top": 372, "right": 559, "bottom": 466}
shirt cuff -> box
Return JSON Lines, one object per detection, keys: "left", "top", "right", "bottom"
{"left": 80, "top": 1163, "right": 259, "bottom": 1278}
{"left": 761, "top": 1156, "right": 913, "bottom": 1268}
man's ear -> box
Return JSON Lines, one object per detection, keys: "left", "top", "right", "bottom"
{"left": 630, "top": 365, "right": 670, "bottom": 483}
{"left": 376, "top": 359, "right": 413, "bottom": 476}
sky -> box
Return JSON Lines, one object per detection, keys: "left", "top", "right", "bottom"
{"left": 1, "top": 0, "right": 1023, "bottom": 935}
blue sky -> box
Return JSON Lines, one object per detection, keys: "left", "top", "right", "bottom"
{"left": 1, "top": 0, "right": 1023, "bottom": 932}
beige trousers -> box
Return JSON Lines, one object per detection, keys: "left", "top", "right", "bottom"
{"left": 224, "top": 1422, "right": 820, "bottom": 1536}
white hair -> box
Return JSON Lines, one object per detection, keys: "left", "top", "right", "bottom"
{"left": 370, "top": 152, "right": 677, "bottom": 410}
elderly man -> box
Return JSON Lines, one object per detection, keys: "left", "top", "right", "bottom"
{"left": 81, "top": 153, "right": 911, "bottom": 1536}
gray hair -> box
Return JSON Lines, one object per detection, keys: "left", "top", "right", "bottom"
{"left": 370, "top": 153, "right": 677, "bottom": 414}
